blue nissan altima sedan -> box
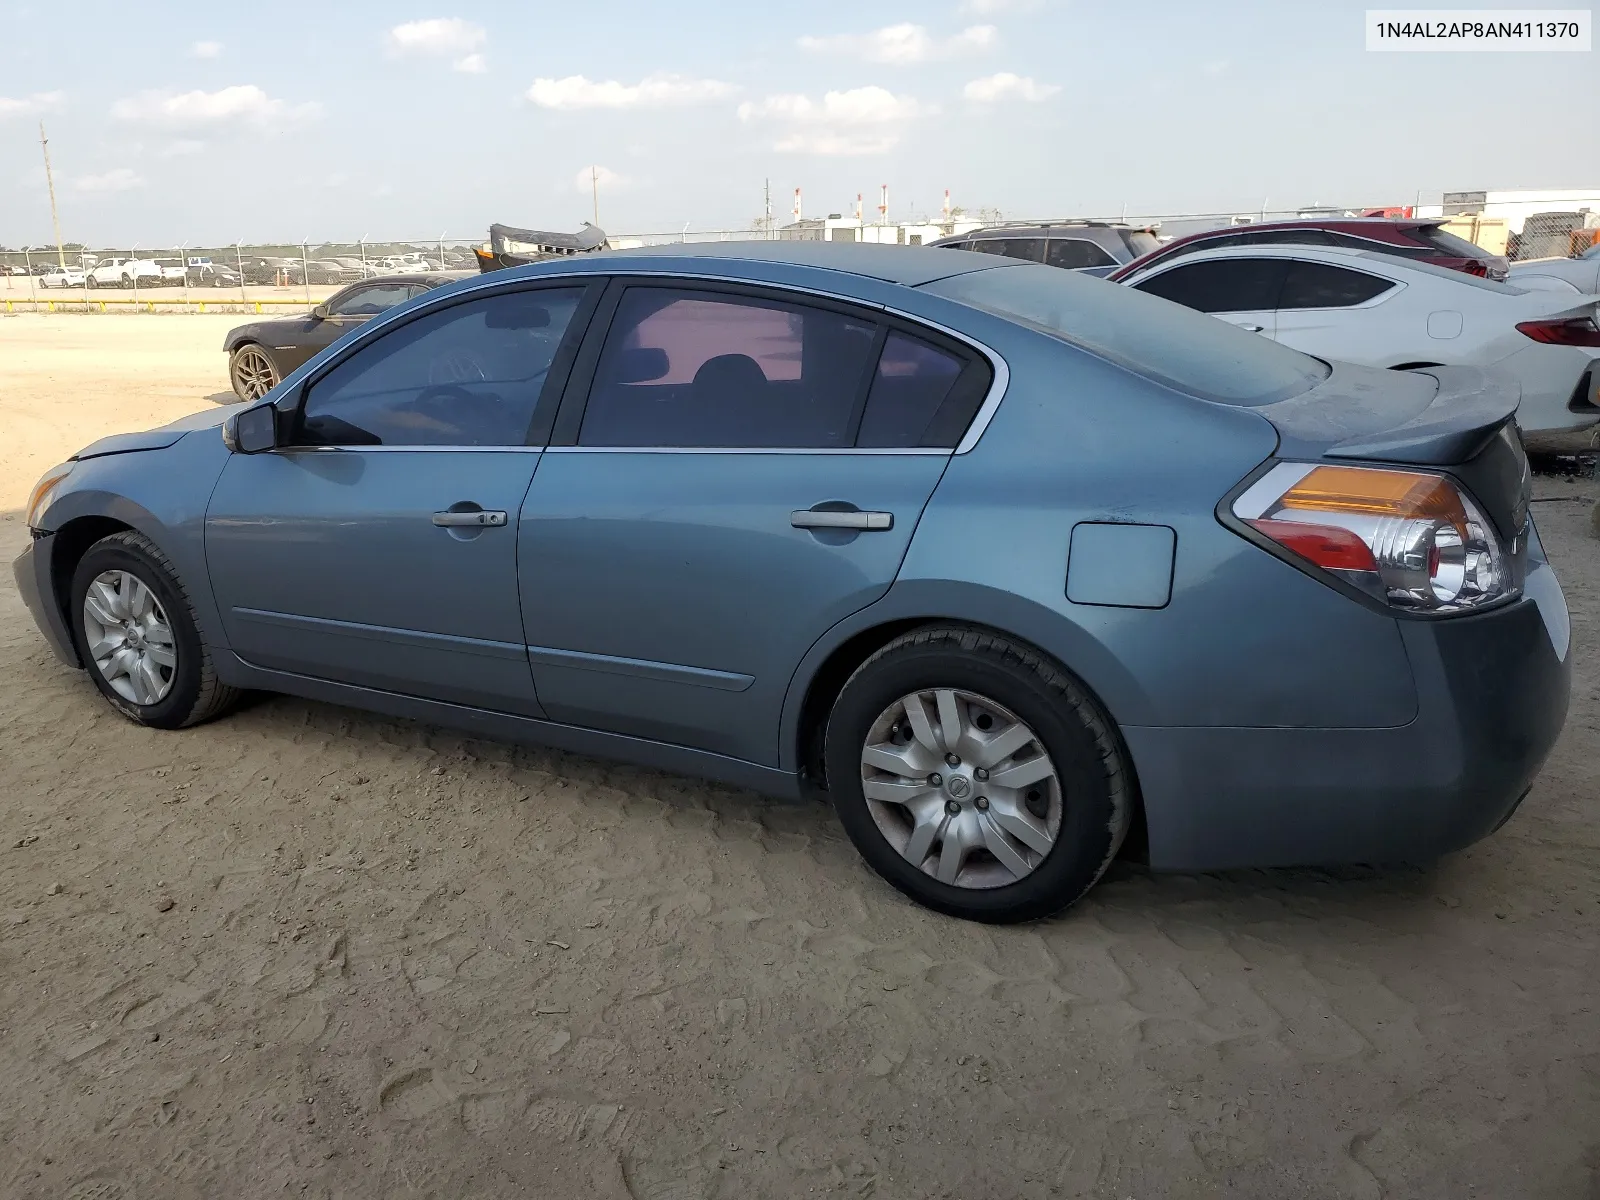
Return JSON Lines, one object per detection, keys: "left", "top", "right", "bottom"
{"left": 14, "top": 243, "right": 1572, "bottom": 922}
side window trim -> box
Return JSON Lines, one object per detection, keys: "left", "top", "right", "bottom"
{"left": 283, "top": 278, "right": 605, "bottom": 449}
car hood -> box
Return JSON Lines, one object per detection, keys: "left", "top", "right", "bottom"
{"left": 74, "top": 403, "right": 242, "bottom": 460}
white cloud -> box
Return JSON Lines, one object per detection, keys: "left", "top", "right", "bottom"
{"left": 738, "top": 86, "right": 931, "bottom": 156}
{"left": 453, "top": 52, "right": 486, "bottom": 74}
{"left": 73, "top": 168, "right": 145, "bottom": 194}
{"left": 526, "top": 73, "right": 735, "bottom": 110}
{"left": 387, "top": 17, "right": 485, "bottom": 56}
{"left": 191, "top": 40, "right": 222, "bottom": 58}
{"left": 158, "top": 138, "right": 207, "bottom": 158}
{"left": 110, "top": 85, "right": 320, "bottom": 130}
{"left": 0, "top": 90, "right": 63, "bottom": 119}
{"left": 1203, "top": 59, "right": 1230, "bottom": 76}
{"left": 798, "top": 23, "right": 996, "bottom": 64}
{"left": 959, "top": 0, "right": 1042, "bottom": 13}
{"left": 574, "top": 164, "right": 628, "bottom": 193}
{"left": 963, "top": 72, "right": 1060, "bottom": 103}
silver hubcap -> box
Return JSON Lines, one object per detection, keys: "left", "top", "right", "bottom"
{"left": 233, "top": 348, "right": 277, "bottom": 400}
{"left": 82, "top": 570, "right": 176, "bottom": 706}
{"left": 860, "top": 688, "right": 1061, "bottom": 890}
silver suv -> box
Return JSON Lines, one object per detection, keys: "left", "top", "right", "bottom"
{"left": 930, "top": 221, "right": 1160, "bottom": 277}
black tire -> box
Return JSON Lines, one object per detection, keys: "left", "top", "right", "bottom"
{"left": 228, "top": 343, "right": 280, "bottom": 401}
{"left": 85, "top": 275, "right": 98, "bottom": 289}
{"left": 825, "top": 626, "right": 1132, "bottom": 923}
{"left": 68, "top": 531, "right": 242, "bottom": 729}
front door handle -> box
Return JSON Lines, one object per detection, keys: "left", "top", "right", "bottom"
{"left": 791, "top": 509, "right": 893, "bottom": 532}
{"left": 1236, "top": 323, "right": 1265, "bottom": 333}
{"left": 433, "top": 509, "right": 508, "bottom": 528}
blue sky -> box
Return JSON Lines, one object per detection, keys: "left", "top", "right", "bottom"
{"left": 1, "top": 0, "right": 1594, "bottom": 245}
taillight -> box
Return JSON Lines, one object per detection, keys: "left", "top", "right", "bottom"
{"left": 1460, "top": 259, "right": 1489, "bottom": 278}
{"left": 1231, "top": 463, "right": 1515, "bottom": 614}
{"left": 1516, "top": 317, "right": 1600, "bottom": 347}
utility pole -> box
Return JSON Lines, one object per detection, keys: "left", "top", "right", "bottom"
{"left": 39, "top": 121, "right": 65, "bottom": 270}
{"left": 591, "top": 166, "right": 599, "bottom": 227}
{"left": 764, "top": 178, "right": 771, "bottom": 239}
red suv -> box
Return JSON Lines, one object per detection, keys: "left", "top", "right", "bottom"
{"left": 1108, "top": 218, "right": 1510, "bottom": 284}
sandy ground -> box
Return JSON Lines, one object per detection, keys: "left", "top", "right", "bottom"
{"left": 0, "top": 313, "right": 1597, "bottom": 1199}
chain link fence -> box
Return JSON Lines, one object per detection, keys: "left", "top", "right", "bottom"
{"left": 4, "top": 198, "right": 1597, "bottom": 314}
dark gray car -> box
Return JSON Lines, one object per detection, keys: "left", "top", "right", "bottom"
{"left": 14, "top": 243, "right": 1571, "bottom": 922}
{"left": 929, "top": 222, "right": 1160, "bottom": 277}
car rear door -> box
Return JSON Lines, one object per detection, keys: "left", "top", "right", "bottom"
{"left": 206, "top": 282, "right": 595, "bottom": 714}
{"left": 515, "top": 280, "right": 995, "bottom": 763}
{"left": 1124, "top": 256, "right": 1285, "bottom": 335}
{"left": 1269, "top": 259, "right": 1404, "bottom": 362}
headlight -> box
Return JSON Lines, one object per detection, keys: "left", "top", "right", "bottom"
{"left": 25, "top": 462, "right": 75, "bottom": 531}
{"left": 1231, "top": 462, "right": 1516, "bottom": 614}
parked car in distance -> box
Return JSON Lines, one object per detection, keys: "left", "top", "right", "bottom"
{"left": 930, "top": 222, "right": 1159, "bottom": 277}
{"left": 185, "top": 258, "right": 243, "bottom": 288}
{"left": 223, "top": 271, "right": 474, "bottom": 400}
{"left": 16, "top": 244, "right": 1571, "bottom": 922}
{"left": 1109, "top": 218, "right": 1510, "bottom": 283}
{"left": 1508, "top": 243, "right": 1600, "bottom": 295}
{"left": 1116, "top": 243, "right": 1600, "bottom": 450}
{"left": 38, "top": 264, "right": 88, "bottom": 288}
{"left": 86, "top": 257, "right": 163, "bottom": 289}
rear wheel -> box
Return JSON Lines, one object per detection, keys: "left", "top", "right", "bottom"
{"left": 229, "top": 344, "right": 280, "bottom": 401}
{"left": 68, "top": 531, "right": 241, "bottom": 729}
{"left": 825, "top": 627, "right": 1132, "bottom": 923}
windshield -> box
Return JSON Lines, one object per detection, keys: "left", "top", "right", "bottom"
{"left": 922, "top": 263, "right": 1331, "bottom": 407}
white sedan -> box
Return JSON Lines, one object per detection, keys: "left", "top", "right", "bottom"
{"left": 1118, "top": 244, "right": 1600, "bottom": 448}
{"left": 38, "top": 265, "right": 87, "bottom": 288}
{"left": 1508, "top": 243, "right": 1600, "bottom": 295}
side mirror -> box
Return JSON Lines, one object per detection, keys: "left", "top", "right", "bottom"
{"left": 225, "top": 404, "right": 280, "bottom": 454}
{"left": 310, "top": 303, "right": 331, "bottom": 320}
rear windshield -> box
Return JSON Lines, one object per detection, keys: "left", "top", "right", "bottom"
{"left": 1415, "top": 226, "right": 1492, "bottom": 259}
{"left": 922, "top": 263, "right": 1330, "bottom": 407}
{"left": 1121, "top": 229, "right": 1161, "bottom": 258}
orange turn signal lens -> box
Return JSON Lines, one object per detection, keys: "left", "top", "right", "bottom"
{"left": 1277, "top": 466, "right": 1469, "bottom": 536}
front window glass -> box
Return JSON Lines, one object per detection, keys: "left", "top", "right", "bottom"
{"left": 298, "top": 289, "right": 582, "bottom": 446}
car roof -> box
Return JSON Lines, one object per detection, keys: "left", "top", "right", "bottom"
{"left": 354, "top": 270, "right": 475, "bottom": 286}
{"left": 1128, "top": 242, "right": 1517, "bottom": 292}
{"left": 586, "top": 241, "right": 995, "bottom": 286}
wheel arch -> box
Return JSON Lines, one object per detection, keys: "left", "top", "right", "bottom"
{"left": 783, "top": 600, "right": 1152, "bottom": 862}
{"left": 43, "top": 514, "right": 140, "bottom": 666}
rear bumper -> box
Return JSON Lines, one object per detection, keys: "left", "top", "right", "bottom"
{"left": 13, "top": 534, "right": 80, "bottom": 668}
{"left": 1124, "top": 552, "right": 1571, "bottom": 872}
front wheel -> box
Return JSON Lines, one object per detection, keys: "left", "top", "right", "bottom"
{"left": 825, "top": 627, "right": 1132, "bottom": 923}
{"left": 85, "top": 276, "right": 98, "bottom": 289}
{"left": 68, "top": 531, "right": 241, "bottom": 729}
{"left": 229, "top": 344, "right": 280, "bottom": 401}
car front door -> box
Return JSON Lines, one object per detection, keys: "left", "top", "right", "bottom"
{"left": 1125, "top": 256, "right": 1286, "bottom": 335}
{"left": 205, "top": 283, "right": 593, "bottom": 713}
{"left": 515, "top": 280, "right": 995, "bottom": 762}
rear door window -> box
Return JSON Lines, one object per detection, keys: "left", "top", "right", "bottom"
{"left": 578, "top": 287, "right": 879, "bottom": 448}
{"left": 1130, "top": 258, "right": 1287, "bottom": 313}
{"left": 971, "top": 238, "right": 1046, "bottom": 262}
{"left": 856, "top": 331, "right": 991, "bottom": 449}
{"left": 1278, "top": 262, "right": 1396, "bottom": 309}
{"left": 1047, "top": 239, "right": 1118, "bottom": 270}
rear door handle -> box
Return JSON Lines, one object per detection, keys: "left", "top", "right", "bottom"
{"left": 791, "top": 509, "right": 893, "bottom": 532}
{"left": 433, "top": 509, "right": 508, "bottom": 527}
